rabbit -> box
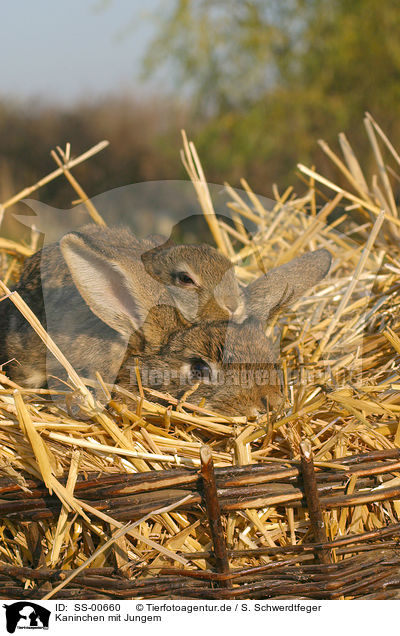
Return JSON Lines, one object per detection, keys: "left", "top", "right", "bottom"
{"left": 0, "top": 219, "right": 331, "bottom": 415}
{"left": 116, "top": 310, "right": 284, "bottom": 416}
{"left": 0, "top": 224, "right": 243, "bottom": 389}
{"left": 112, "top": 249, "right": 332, "bottom": 415}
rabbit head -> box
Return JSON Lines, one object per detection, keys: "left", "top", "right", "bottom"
{"left": 60, "top": 225, "right": 242, "bottom": 327}
{"left": 117, "top": 318, "right": 282, "bottom": 416}
{"left": 141, "top": 242, "right": 243, "bottom": 322}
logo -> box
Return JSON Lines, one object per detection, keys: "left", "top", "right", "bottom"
{"left": 3, "top": 603, "right": 50, "bottom": 634}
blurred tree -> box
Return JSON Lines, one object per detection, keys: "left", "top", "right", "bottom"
{"left": 143, "top": 0, "right": 400, "bottom": 194}
{"left": 144, "top": 2, "right": 293, "bottom": 115}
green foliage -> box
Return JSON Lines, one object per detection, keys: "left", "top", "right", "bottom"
{"left": 144, "top": 1, "right": 294, "bottom": 115}
{"left": 144, "top": 0, "right": 400, "bottom": 193}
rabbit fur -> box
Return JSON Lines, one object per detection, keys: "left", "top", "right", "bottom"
{"left": 0, "top": 225, "right": 331, "bottom": 415}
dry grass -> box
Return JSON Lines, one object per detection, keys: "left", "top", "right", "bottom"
{"left": 1, "top": 114, "right": 400, "bottom": 598}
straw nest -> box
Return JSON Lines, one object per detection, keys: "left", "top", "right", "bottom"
{"left": 1, "top": 115, "right": 400, "bottom": 599}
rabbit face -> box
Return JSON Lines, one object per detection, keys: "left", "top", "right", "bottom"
{"left": 141, "top": 243, "right": 244, "bottom": 322}
{"left": 117, "top": 320, "right": 283, "bottom": 416}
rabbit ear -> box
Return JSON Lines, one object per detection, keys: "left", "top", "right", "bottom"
{"left": 245, "top": 249, "right": 332, "bottom": 321}
{"left": 60, "top": 232, "right": 151, "bottom": 337}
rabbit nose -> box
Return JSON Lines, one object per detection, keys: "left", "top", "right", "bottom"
{"left": 225, "top": 297, "right": 246, "bottom": 321}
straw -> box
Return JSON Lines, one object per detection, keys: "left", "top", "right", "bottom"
{"left": 1, "top": 115, "right": 400, "bottom": 599}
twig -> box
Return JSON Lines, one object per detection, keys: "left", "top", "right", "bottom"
{"left": 51, "top": 146, "right": 106, "bottom": 226}
{"left": 180, "top": 130, "right": 228, "bottom": 256}
{"left": 200, "top": 446, "right": 231, "bottom": 589}
{"left": 300, "top": 440, "right": 331, "bottom": 565}
{"left": 1, "top": 141, "right": 109, "bottom": 210}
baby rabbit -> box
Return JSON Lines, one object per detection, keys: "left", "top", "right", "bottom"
{"left": 0, "top": 223, "right": 331, "bottom": 415}
{"left": 113, "top": 249, "right": 332, "bottom": 415}
{"left": 116, "top": 310, "right": 283, "bottom": 416}
{"left": 0, "top": 225, "right": 242, "bottom": 388}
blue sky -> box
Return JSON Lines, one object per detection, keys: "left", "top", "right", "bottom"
{"left": 0, "top": 0, "right": 163, "bottom": 103}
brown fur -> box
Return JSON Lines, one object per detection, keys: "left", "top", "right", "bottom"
{"left": 116, "top": 319, "right": 282, "bottom": 416}
{"left": 0, "top": 225, "right": 241, "bottom": 388}
{"left": 0, "top": 225, "right": 331, "bottom": 415}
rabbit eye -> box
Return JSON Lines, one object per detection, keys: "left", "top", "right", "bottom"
{"left": 174, "top": 271, "right": 196, "bottom": 287}
{"left": 189, "top": 358, "right": 211, "bottom": 381}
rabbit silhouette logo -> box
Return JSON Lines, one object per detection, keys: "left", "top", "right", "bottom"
{"left": 3, "top": 602, "right": 51, "bottom": 633}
